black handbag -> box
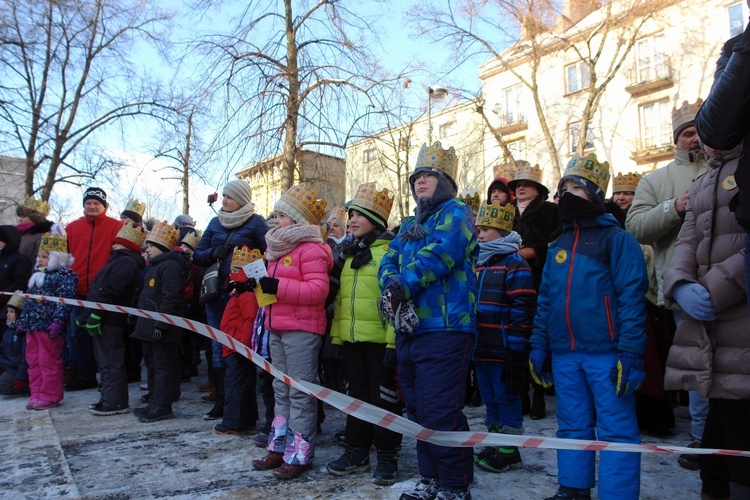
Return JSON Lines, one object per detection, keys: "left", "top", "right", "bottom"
{"left": 198, "top": 229, "right": 237, "bottom": 306}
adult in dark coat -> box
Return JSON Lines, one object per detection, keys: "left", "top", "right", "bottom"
{"left": 16, "top": 197, "right": 54, "bottom": 264}
{"left": 0, "top": 226, "right": 33, "bottom": 311}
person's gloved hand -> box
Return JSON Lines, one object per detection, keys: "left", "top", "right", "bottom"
{"left": 75, "top": 310, "right": 91, "bottom": 328}
{"left": 153, "top": 328, "right": 165, "bottom": 341}
{"left": 228, "top": 276, "right": 257, "bottom": 295}
{"left": 210, "top": 245, "right": 230, "bottom": 262}
{"left": 47, "top": 322, "right": 63, "bottom": 339}
{"left": 672, "top": 282, "right": 717, "bottom": 321}
{"left": 86, "top": 313, "right": 103, "bottom": 337}
{"left": 259, "top": 277, "right": 279, "bottom": 295}
{"left": 528, "top": 343, "right": 553, "bottom": 388}
{"left": 13, "top": 379, "right": 28, "bottom": 391}
{"left": 611, "top": 351, "right": 645, "bottom": 397}
{"left": 383, "top": 277, "right": 406, "bottom": 311}
{"left": 506, "top": 335, "right": 527, "bottom": 352}
{"left": 383, "top": 348, "right": 398, "bottom": 369}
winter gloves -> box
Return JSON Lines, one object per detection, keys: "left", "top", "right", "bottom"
{"left": 259, "top": 277, "right": 279, "bottom": 295}
{"left": 672, "top": 282, "right": 717, "bottom": 322}
{"left": 47, "top": 322, "right": 63, "bottom": 339}
{"left": 611, "top": 351, "right": 645, "bottom": 397}
{"left": 210, "top": 245, "right": 231, "bottom": 262}
{"left": 85, "top": 313, "right": 103, "bottom": 337}
{"left": 228, "top": 276, "right": 257, "bottom": 295}
{"left": 383, "top": 278, "right": 406, "bottom": 311}
{"left": 528, "top": 343, "right": 553, "bottom": 388}
{"left": 152, "top": 328, "right": 165, "bottom": 341}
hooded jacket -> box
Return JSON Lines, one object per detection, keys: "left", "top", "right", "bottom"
{"left": 67, "top": 212, "right": 123, "bottom": 296}
{"left": 0, "top": 324, "right": 28, "bottom": 382}
{"left": 83, "top": 249, "right": 146, "bottom": 329}
{"left": 18, "top": 254, "right": 77, "bottom": 332}
{"left": 0, "top": 226, "right": 33, "bottom": 310}
{"left": 220, "top": 287, "right": 259, "bottom": 357}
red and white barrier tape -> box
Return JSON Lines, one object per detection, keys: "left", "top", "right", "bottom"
{"left": 12, "top": 292, "right": 750, "bottom": 458}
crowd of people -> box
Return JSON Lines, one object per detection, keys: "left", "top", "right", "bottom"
{"left": 1, "top": 13, "right": 750, "bottom": 500}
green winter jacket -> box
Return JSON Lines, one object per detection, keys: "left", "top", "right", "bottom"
{"left": 330, "top": 235, "right": 395, "bottom": 348}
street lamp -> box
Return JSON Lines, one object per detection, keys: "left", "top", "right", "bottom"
{"left": 427, "top": 85, "right": 449, "bottom": 144}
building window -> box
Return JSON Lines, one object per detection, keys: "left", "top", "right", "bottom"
{"left": 639, "top": 99, "right": 672, "bottom": 149}
{"left": 505, "top": 138, "right": 526, "bottom": 162}
{"left": 439, "top": 120, "right": 458, "bottom": 139}
{"left": 566, "top": 61, "right": 590, "bottom": 94}
{"left": 569, "top": 123, "right": 594, "bottom": 153}
{"left": 363, "top": 148, "right": 378, "bottom": 163}
{"left": 501, "top": 84, "right": 526, "bottom": 125}
{"left": 729, "top": 2, "right": 745, "bottom": 37}
{"left": 636, "top": 34, "right": 668, "bottom": 82}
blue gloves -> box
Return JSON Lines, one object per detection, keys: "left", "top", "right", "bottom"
{"left": 528, "top": 343, "right": 553, "bottom": 388}
{"left": 672, "top": 282, "right": 716, "bottom": 321}
{"left": 610, "top": 351, "right": 645, "bottom": 397}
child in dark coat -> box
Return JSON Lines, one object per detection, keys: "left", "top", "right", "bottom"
{"left": 0, "top": 293, "right": 29, "bottom": 396}
{"left": 131, "top": 221, "right": 189, "bottom": 423}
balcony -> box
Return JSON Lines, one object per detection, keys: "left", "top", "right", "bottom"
{"left": 625, "top": 59, "right": 673, "bottom": 97}
{"left": 496, "top": 112, "right": 528, "bottom": 135}
{"left": 631, "top": 142, "right": 674, "bottom": 165}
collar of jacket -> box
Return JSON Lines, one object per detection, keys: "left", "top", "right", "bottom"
{"left": 87, "top": 211, "right": 112, "bottom": 226}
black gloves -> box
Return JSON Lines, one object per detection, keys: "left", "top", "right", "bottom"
{"left": 383, "top": 348, "right": 398, "bottom": 369}
{"left": 85, "top": 313, "right": 103, "bottom": 337}
{"left": 153, "top": 328, "right": 165, "bottom": 341}
{"left": 210, "top": 245, "right": 230, "bottom": 262}
{"left": 259, "top": 277, "right": 279, "bottom": 295}
{"left": 383, "top": 278, "right": 406, "bottom": 311}
{"left": 228, "top": 277, "right": 257, "bottom": 295}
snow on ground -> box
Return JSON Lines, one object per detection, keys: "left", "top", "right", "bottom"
{"left": 0, "top": 364, "right": 700, "bottom": 499}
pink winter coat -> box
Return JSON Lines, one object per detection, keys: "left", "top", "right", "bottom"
{"left": 264, "top": 241, "right": 333, "bottom": 335}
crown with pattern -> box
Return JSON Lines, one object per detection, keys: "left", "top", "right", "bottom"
{"left": 231, "top": 245, "right": 264, "bottom": 269}
{"left": 412, "top": 142, "right": 458, "bottom": 185}
{"left": 114, "top": 222, "right": 147, "bottom": 252}
{"left": 563, "top": 153, "right": 611, "bottom": 195}
{"left": 123, "top": 199, "right": 146, "bottom": 218}
{"left": 612, "top": 172, "right": 642, "bottom": 193}
{"left": 146, "top": 220, "right": 180, "bottom": 251}
{"left": 475, "top": 201, "right": 516, "bottom": 233}
{"left": 275, "top": 184, "right": 328, "bottom": 225}
{"left": 21, "top": 196, "right": 51, "bottom": 216}
{"left": 180, "top": 230, "right": 202, "bottom": 250}
{"left": 39, "top": 232, "right": 68, "bottom": 254}
{"left": 327, "top": 206, "right": 348, "bottom": 225}
{"left": 7, "top": 291, "right": 25, "bottom": 310}
{"left": 349, "top": 182, "right": 394, "bottom": 229}
{"left": 672, "top": 98, "right": 703, "bottom": 142}
{"left": 462, "top": 192, "right": 481, "bottom": 213}
{"left": 508, "top": 161, "right": 546, "bottom": 191}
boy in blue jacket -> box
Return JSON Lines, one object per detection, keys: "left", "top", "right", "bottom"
{"left": 529, "top": 153, "right": 648, "bottom": 500}
{"left": 0, "top": 293, "right": 28, "bottom": 396}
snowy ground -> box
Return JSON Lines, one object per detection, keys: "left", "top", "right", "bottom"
{"left": 0, "top": 364, "right": 700, "bottom": 499}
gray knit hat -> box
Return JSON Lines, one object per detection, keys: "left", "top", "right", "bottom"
{"left": 223, "top": 180, "right": 252, "bottom": 207}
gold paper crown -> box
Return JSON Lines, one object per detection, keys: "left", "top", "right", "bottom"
{"left": 278, "top": 184, "right": 328, "bottom": 225}
{"left": 22, "top": 196, "right": 51, "bottom": 216}
{"left": 146, "top": 220, "right": 180, "bottom": 250}
{"left": 231, "top": 246, "right": 264, "bottom": 269}
{"left": 462, "top": 192, "right": 481, "bottom": 213}
{"left": 476, "top": 201, "right": 516, "bottom": 233}
{"left": 563, "top": 153, "right": 611, "bottom": 195}
{"left": 7, "top": 291, "right": 25, "bottom": 310}
{"left": 612, "top": 172, "right": 642, "bottom": 193}
{"left": 672, "top": 98, "right": 703, "bottom": 131}
{"left": 327, "top": 206, "right": 348, "bottom": 225}
{"left": 319, "top": 222, "right": 330, "bottom": 241}
{"left": 349, "top": 182, "right": 394, "bottom": 226}
{"left": 115, "top": 222, "right": 147, "bottom": 249}
{"left": 39, "top": 232, "right": 68, "bottom": 254}
{"left": 510, "top": 161, "right": 544, "bottom": 187}
{"left": 180, "top": 230, "right": 202, "bottom": 250}
{"left": 123, "top": 199, "right": 146, "bottom": 217}
{"left": 414, "top": 142, "right": 458, "bottom": 182}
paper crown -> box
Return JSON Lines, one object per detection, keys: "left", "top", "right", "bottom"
{"left": 612, "top": 172, "right": 642, "bottom": 193}
{"left": 7, "top": 291, "right": 25, "bottom": 310}
{"left": 349, "top": 182, "right": 394, "bottom": 228}
{"left": 414, "top": 142, "right": 458, "bottom": 183}
{"left": 180, "top": 230, "right": 202, "bottom": 250}
{"left": 462, "top": 192, "right": 481, "bottom": 213}
{"left": 123, "top": 199, "right": 146, "bottom": 217}
{"left": 327, "top": 206, "right": 348, "bottom": 225}
{"left": 39, "top": 232, "right": 68, "bottom": 254}
{"left": 22, "top": 196, "right": 51, "bottom": 216}
{"left": 114, "top": 223, "right": 147, "bottom": 252}
{"left": 563, "top": 153, "right": 611, "bottom": 195}
{"left": 476, "top": 201, "right": 516, "bottom": 233}
{"left": 230, "top": 246, "right": 264, "bottom": 269}
{"left": 672, "top": 98, "right": 703, "bottom": 140}
{"left": 276, "top": 184, "right": 328, "bottom": 225}
{"left": 146, "top": 220, "right": 180, "bottom": 251}
{"left": 509, "top": 161, "right": 544, "bottom": 188}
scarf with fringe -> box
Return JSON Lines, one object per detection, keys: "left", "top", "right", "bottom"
{"left": 265, "top": 224, "right": 323, "bottom": 261}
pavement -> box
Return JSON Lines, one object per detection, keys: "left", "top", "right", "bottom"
{"left": 0, "top": 364, "right": 701, "bottom": 499}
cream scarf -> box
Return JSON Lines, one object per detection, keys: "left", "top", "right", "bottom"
{"left": 218, "top": 203, "right": 256, "bottom": 229}
{"left": 265, "top": 224, "right": 323, "bottom": 261}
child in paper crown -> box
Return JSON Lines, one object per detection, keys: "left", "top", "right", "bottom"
{"left": 0, "top": 292, "right": 29, "bottom": 396}
{"left": 529, "top": 154, "right": 648, "bottom": 500}
{"left": 78, "top": 222, "right": 146, "bottom": 416}
{"left": 251, "top": 184, "right": 333, "bottom": 480}
{"left": 18, "top": 225, "right": 77, "bottom": 410}
{"left": 472, "top": 201, "right": 536, "bottom": 474}
{"left": 213, "top": 245, "right": 260, "bottom": 434}
{"left": 325, "top": 183, "right": 402, "bottom": 486}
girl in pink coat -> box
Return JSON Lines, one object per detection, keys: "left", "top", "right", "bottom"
{"left": 251, "top": 184, "right": 333, "bottom": 480}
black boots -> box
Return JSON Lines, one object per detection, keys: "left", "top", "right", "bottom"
{"left": 203, "top": 368, "right": 225, "bottom": 420}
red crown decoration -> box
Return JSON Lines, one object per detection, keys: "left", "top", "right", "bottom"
{"left": 350, "top": 182, "right": 394, "bottom": 226}
{"left": 476, "top": 201, "right": 516, "bottom": 233}
{"left": 231, "top": 246, "right": 264, "bottom": 269}
{"left": 414, "top": 142, "right": 458, "bottom": 181}
{"left": 462, "top": 192, "right": 481, "bottom": 213}
{"left": 277, "top": 184, "right": 328, "bottom": 225}
{"left": 612, "top": 172, "right": 643, "bottom": 194}
{"left": 147, "top": 220, "right": 180, "bottom": 250}
{"left": 563, "top": 153, "right": 611, "bottom": 196}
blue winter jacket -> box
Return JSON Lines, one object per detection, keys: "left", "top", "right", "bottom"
{"left": 378, "top": 198, "right": 478, "bottom": 335}
{"left": 0, "top": 325, "right": 28, "bottom": 381}
{"left": 18, "top": 267, "right": 78, "bottom": 332}
{"left": 192, "top": 215, "right": 268, "bottom": 290}
{"left": 529, "top": 214, "right": 648, "bottom": 355}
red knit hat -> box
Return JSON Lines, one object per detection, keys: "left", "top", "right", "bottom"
{"left": 114, "top": 223, "right": 146, "bottom": 252}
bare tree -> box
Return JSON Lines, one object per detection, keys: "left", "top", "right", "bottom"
{"left": 0, "top": 0, "right": 174, "bottom": 200}
{"left": 411, "top": 0, "right": 672, "bottom": 184}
